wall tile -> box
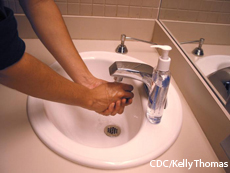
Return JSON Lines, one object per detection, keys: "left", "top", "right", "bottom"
{"left": 56, "top": 3, "right": 68, "bottom": 15}
{"left": 164, "top": 9, "right": 179, "bottom": 20}
{"left": 161, "top": 0, "right": 169, "bottom": 8}
{"left": 129, "top": 6, "right": 140, "bottom": 18}
{"left": 140, "top": 7, "right": 152, "bottom": 18}
{"left": 129, "top": 0, "right": 142, "bottom": 7}
{"left": 55, "top": 0, "right": 67, "bottom": 2}
{"left": 200, "top": 0, "right": 212, "bottom": 12}
{"left": 152, "top": 8, "right": 158, "bottom": 19}
{"left": 206, "top": 12, "right": 219, "bottom": 23}
{"left": 160, "top": 0, "right": 230, "bottom": 25}
{"left": 186, "top": 11, "right": 199, "bottom": 21}
{"left": 218, "top": 13, "right": 230, "bottom": 24}
{"left": 188, "top": 0, "right": 201, "bottom": 10}
{"left": 152, "top": 0, "right": 161, "bottom": 8}
{"left": 80, "top": 3, "right": 92, "bottom": 15}
{"left": 221, "top": 1, "right": 230, "bottom": 13}
{"left": 8, "top": 0, "right": 160, "bottom": 19}
{"left": 68, "top": 0, "right": 80, "bottom": 3}
{"left": 81, "top": 0, "right": 93, "bottom": 3}
{"left": 158, "top": 8, "right": 166, "bottom": 19}
{"left": 166, "top": 0, "right": 180, "bottom": 9}
{"left": 93, "top": 0, "right": 105, "bottom": 4}
{"left": 117, "top": 5, "right": 129, "bottom": 17}
{"left": 106, "top": 0, "right": 117, "bottom": 5}
{"left": 211, "top": 1, "right": 223, "bottom": 12}
{"left": 105, "top": 5, "right": 116, "bottom": 17}
{"left": 8, "top": 0, "right": 229, "bottom": 23}
{"left": 178, "top": 0, "right": 190, "bottom": 10}
{"left": 197, "top": 12, "right": 208, "bottom": 22}
{"left": 93, "top": 4, "right": 104, "bottom": 16}
{"left": 142, "top": 0, "right": 155, "bottom": 7}
{"left": 117, "top": 0, "right": 130, "bottom": 6}
{"left": 68, "top": 3, "right": 80, "bottom": 15}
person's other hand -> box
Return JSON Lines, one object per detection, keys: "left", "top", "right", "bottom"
{"left": 89, "top": 82, "right": 134, "bottom": 115}
{"left": 83, "top": 77, "right": 133, "bottom": 116}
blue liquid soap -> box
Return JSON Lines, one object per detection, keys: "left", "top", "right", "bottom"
{"left": 147, "top": 45, "right": 172, "bottom": 124}
{"left": 146, "top": 71, "right": 170, "bottom": 124}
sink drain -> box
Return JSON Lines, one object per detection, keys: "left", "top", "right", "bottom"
{"left": 104, "top": 125, "right": 121, "bottom": 137}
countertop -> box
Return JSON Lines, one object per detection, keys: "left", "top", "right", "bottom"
{"left": 0, "top": 39, "right": 226, "bottom": 173}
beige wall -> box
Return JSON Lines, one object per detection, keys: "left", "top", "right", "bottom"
{"left": 160, "top": 0, "right": 230, "bottom": 24}
{"left": 3, "top": 0, "right": 160, "bottom": 19}
{"left": 162, "top": 20, "right": 230, "bottom": 45}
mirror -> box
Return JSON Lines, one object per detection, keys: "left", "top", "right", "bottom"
{"left": 158, "top": 0, "right": 230, "bottom": 113}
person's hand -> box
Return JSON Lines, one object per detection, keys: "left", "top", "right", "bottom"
{"left": 81, "top": 76, "right": 133, "bottom": 116}
{"left": 88, "top": 82, "right": 134, "bottom": 115}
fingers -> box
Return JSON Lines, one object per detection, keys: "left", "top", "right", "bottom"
{"left": 98, "top": 100, "right": 125, "bottom": 116}
{"left": 122, "top": 83, "right": 134, "bottom": 91}
{"left": 122, "top": 91, "right": 134, "bottom": 100}
{"left": 125, "top": 98, "right": 133, "bottom": 105}
{"left": 92, "top": 82, "right": 134, "bottom": 116}
{"left": 111, "top": 100, "right": 122, "bottom": 115}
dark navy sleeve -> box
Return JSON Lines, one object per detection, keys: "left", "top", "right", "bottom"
{"left": 0, "top": 7, "right": 26, "bottom": 70}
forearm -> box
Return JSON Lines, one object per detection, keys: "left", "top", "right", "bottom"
{"left": 19, "top": 0, "right": 93, "bottom": 85}
{"left": 0, "top": 53, "right": 91, "bottom": 108}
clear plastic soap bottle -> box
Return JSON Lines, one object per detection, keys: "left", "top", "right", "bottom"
{"left": 146, "top": 45, "right": 172, "bottom": 124}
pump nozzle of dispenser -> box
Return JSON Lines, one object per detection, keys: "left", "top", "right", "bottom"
{"left": 150, "top": 45, "right": 172, "bottom": 72}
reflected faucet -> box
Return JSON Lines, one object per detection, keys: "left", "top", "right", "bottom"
{"left": 115, "top": 34, "right": 157, "bottom": 54}
{"left": 181, "top": 38, "right": 205, "bottom": 56}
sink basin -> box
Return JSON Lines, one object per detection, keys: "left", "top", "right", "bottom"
{"left": 196, "top": 55, "right": 230, "bottom": 104}
{"left": 27, "top": 51, "right": 182, "bottom": 169}
{"left": 196, "top": 55, "right": 230, "bottom": 76}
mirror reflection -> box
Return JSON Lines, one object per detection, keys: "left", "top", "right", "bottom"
{"left": 158, "top": 0, "right": 230, "bottom": 112}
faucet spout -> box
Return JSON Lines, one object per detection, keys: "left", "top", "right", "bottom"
{"left": 109, "top": 61, "right": 153, "bottom": 92}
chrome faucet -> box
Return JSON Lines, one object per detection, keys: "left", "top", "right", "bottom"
{"left": 180, "top": 38, "right": 205, "bottom": 56}
{"left": 115, "top": 34, "right": 157, "bottom": 54}
{"left": 109, "top": 61, "right": 153, "bottom": 93}
{"left": 109, "top": 61, "right": 168, "bottom": 109}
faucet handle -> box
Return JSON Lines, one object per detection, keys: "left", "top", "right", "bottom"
{"left": 116, "top": 34, "right": 157, "bottom": 54}
{"left": 121, "top": 34, "right": 126, "bottom": 44}
{"left": 180, "top": 38, "right": 205, "bottom": 45}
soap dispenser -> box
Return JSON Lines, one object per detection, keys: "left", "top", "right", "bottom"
{"left": 146, "top": 45, "right": 172, "bottom": 124}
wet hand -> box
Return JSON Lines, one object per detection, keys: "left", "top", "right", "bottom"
{"left": 89, "top": 82, "right": 134, "bottom": 115}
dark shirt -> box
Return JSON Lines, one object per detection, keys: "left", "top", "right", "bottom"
{"left": 0, "top": 0, "right": 25, "bottom": 70}
{"left": 0, "top": 0, "right": 6, "bottom": 20}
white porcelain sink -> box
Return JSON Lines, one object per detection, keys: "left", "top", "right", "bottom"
{"left": 27, "top": 51, "right": 182, "bottom": 169}
{"left": 196, "top": 55, "right": 230, "bottom": 76}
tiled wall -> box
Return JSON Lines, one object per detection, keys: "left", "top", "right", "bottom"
{"left": 3, "top": 0, "right": 161, "bottom": 19}
{"left": 160, "top": 0, "right": 230, "bottom": 24}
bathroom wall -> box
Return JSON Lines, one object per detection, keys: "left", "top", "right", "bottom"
{"left": 3, "top": 0, "right": 160, "bottom": 19}
{"left": 160, "top": 0, "right": 230, "bottom": 24}
{"left": 162, "top": 21, "right": 230, "bottom": 45}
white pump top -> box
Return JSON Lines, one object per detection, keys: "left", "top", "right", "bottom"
{"left": 151, "top": 45, "right": 172, "bottom": 72}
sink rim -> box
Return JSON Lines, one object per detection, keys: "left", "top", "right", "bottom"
{"left": 196, "top": 55, "right": 230, "bottom": 76}
{"left": 27, "top": 51, "right": 183, "bottom": 169}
